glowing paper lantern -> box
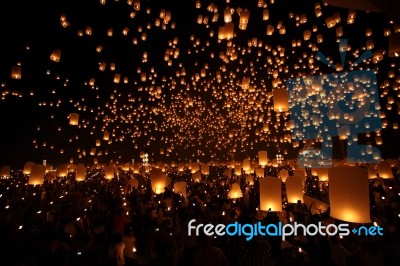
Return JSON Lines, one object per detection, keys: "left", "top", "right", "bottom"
{"left": 228, "top": 183, "right": 243, "bottom": 199}
{"left": 255, "top": 168, "right": 264, "bottom": 178}
{"left": 245, "top": 175, "right": 254, "bottom": 186}
{"left": 11, "top": 66, "right": 21, "bottom": 79}
{"left": 174, "top": 181, "right": 187, "bottom": 198}
{"left": 75, "top": 164, "right": 86, "bottom": 181}
{"left": 69, "top": 113, "right": 79, "bottom": 126}
{"left": 50, "top": 49, "right": 61, "bottom": 62}
{"left": 258, "top": 151, "right": 268, "bottom": 167}
{"left": 285, "top": 175, "right": 304, "bottom": 203}
{"left": 234, "top": 165, "right": 241, "bottom": 176}
{"left": 104, "top": 165, "right": 115, "bottom": 180}
{"left": 150, "top": 168, "right": 166, "bottom": 194}
{"left": 23, "top": 162, "right": 34, "bottom": 175}
{"left": 28, "top": 164, "right": 46, "bottom": 185}
{"left": 201, "top": 164, "right": 209, "bottom": 175}
{"left": 273, "top": 87, "right": 289, "bottom": 112}
{"left": 190, "top": 170, "right": 200, "bottom": 183}
{"left": 278, "top": 169, "right": 289, "bottom": 182}
{"left": 328, "top": 166, "right": 370, "bottom": 223}
{"left": 367, "top": 165, "right": 378, "bottom": 179}
{"left": 259, "top": 177, "right": 282, "bottom": 211}
{"left": 57, "top": 164, "right": 69, "bottom": 177}
{"left": 312, "top": 168, "right": 329, "bottom": 182}
{"left": 377, "top": 161, "right": 393, "bottom": 179}
{"left": 243, "top": 159, "right": 251, "bottom": 173}
{"left": 0, "top": 166, "right": 10, "bottom": 177}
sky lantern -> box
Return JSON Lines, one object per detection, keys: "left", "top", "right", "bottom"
{"left": 57, "top": 164, "right": 68, "bottom": 177}
{"left": 23, "top": 162, "right": 34, "bottom": 175}
{"left": 279, "top": 169, "right": 289, "bottom": 182}
{"left": 242, "top": 159, "right": 251, "bottom": 173}
{"left": 377, "top": 161, "right": 393, "bottom": 179}
{"left": 174, "top": 181, "right": 187, "bottom": 198}
{"left": 50, "top": 49, "right": 61, "bottom": 62}
{"left": 69, "top": 113, "right": 79, "bottom": 126}
{"left": 285, "top": 175, "right": 303, "bottom": 203}
{"left": 0, "top": 166, "right": 10, "bottom": 178}
{"left": 255, "top": 168, "right": 264, "bottom": 178}
{"left": 104, "top": 165, "right": 114, "bottom": 180}
{"left": 258, "top": 151, "right": 268, "bottom": 167}
{"left": 223, "top": 9, "right": 232, "bottom": 23}
{"left": 150, "top": 168, "right": 166, "bottom": 194}
{"left": 245, "top": 175, "right": 254, "bottom": 185}
{"left": 11, "top": 65, "right": 21, "bottom": 79}
{"left": 28, "top": 164, "right": 46, "bottom": 185}
{"left": 273, "top": 87, "right": 289, "bottom": 112}
{"left": 294, "top": 169, "right": 306, "bottom": 186}
{"left": 103, "top": 131, "right": 110, "bottom": 140}
{"left": 75, "top": 164, "right": 86, "bottom": 181}
{"left": 228, "top": 182, "right": 243, "bottom": 199}
{"left": 329, "top": 166, "right": 371, "bottom": 223}
{"left": 234, "top": 165, "right": 241, "bottom": 176}
{"left": 129, "top": 178, "right": 139, "bottom": 190}
{"left": 192, "top": 170, "right": 201, "bottom": 182}
{"left": 312, "top": 168, "right": 329, "bottom": 182}
{"left": 201, "top": 164, "right": 209, "bottom": 175}
{"left": 259, "top": 177, "right": 282, "bottom": 211}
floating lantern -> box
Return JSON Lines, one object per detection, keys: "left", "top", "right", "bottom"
{"left": 104, "top": 165, "right": 114, "bottom": 180}
{"left": 228, "top": 183, "right": 243, "bottom": 199}
{"left": 329, "top": 166, "right": 370, "bottom": 223}
{"left": 23, "top": 162, "right": 34, "bottom": 175}
{"left": 258, "top": 151, "right": 268, "bottom": 167}
{"left": 50, "top": 49, "right": 61, "bottom": 62}
{"left": 174, "top": 181, "right": 187, "bottom": 198}
{"left": 279, "top": 169, "right": 289, "bottom": 182}
{"left": 11, "top": 66, "right": 21, "bottom": 79}
{"left": 201, "top": 164, "right": 209, "bottom": 175}
{"left": 273, "top": 87, "right": 289, "bottom": 112}
{"left": 243, "top": 159, "right": 251, "bottom": 173}
{"left": 75, "top": 165, "right": 86, "bottom": 181}
{"left": 29, "top": 164, "right": 46, "bottom": 185}
{"left": 0, "top": 166, "right": 10, "bottom": 177}
{"left": 57, "top": 164, "right": 68, "bottom": 177}
{"left": 255, "top": 168, "right": 264, "bottom": 178}
{"left": 312, "top": 168, "right": 329, "bottom": 181}
{"left": 234, "top": 165, "right": 241, "bottom": 176}
{"left": 69, "top": 113, "right": 79, "bottom": 126}
{"left": 150, "top": 168, "right": 166, "bottom": 194}
{"left": 377, "top": 161, "right": 392, "bottom": 179}
{"left": 259, "top": 177, "right": 282, "bottom": 211}
{"left": 285, "top": 175, "right": 303, "bottom": 203}
{"left": 192, "top": 170, "right": 201, "bottom": 182}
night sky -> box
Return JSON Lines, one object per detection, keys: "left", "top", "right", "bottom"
{"left": 0, "top": 0, "right": 399, "bottom": 168}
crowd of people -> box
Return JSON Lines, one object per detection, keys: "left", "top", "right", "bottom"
{"left": 0, "top": 162, "right": 399, "bottom": 266}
